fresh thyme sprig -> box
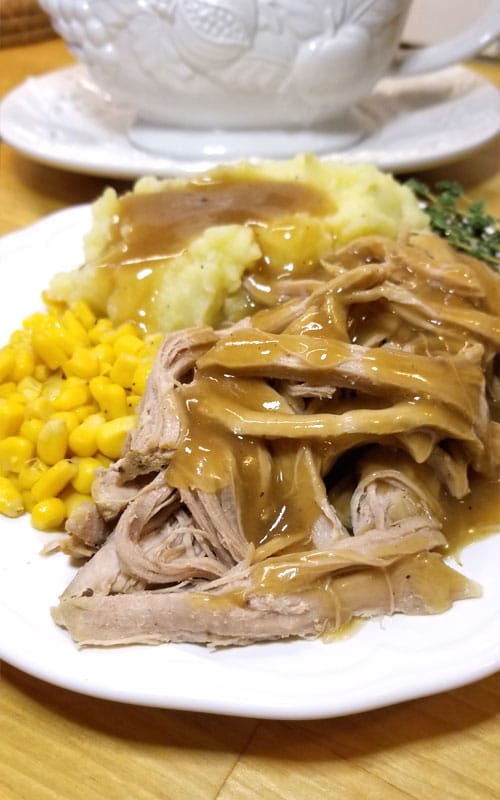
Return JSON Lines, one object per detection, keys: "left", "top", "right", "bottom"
{"left": 406, "top": 178, "right": 500, "bottom": 269}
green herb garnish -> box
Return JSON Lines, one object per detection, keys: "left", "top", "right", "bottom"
{"left": 406, "top": 178, "right": 500, "bottom": 269}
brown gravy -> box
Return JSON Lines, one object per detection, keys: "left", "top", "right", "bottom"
{"left": 167, "top": 367, "right": 500, "bottom": 556}
{"left": 166, "top": 366, "right": 499, "bottom": 556}
{"left": 100, "top": 178, "right": 331, "bottom": 267}
{"left": 442, "top": 475, "right": 500, "bottom": 555}
{"left": 166, "top": 373, "right": 321, "bottom": 548}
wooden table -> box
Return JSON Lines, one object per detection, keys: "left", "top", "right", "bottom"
{"left": 1, "top": 38, "right": 499, "bottom": 800}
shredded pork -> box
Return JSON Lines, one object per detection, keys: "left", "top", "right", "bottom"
{"left": 54, "top": 233, "right": 499, "bottom": 647}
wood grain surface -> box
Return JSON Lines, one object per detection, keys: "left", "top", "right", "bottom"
{"left": 0, "top": 38, "right": 499, "bottom": 800}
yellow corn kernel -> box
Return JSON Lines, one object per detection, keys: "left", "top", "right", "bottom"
{"left": 62, "top": 332, "right": 84, "bottom": 359}
{"left": 106, "top": 383, "right": 130, "bottom": 419}
{"left": 31, "top": 459, "right": 77, "bottom": 502}
{"left": 0, "top": 400, "right": 25, "bottom": 438}
{"left": 34, "top": 363, "right": 50, "bottom": 383}
{"left": 89, "top": 376, "right": 128, "bottom": 419}
{"left": 9, "top": 329, "right": 31, "bottom": 347}
{"left": 25, "top": 396, "right": 54, "bottom": 420}
{"left": 62, "top": 310, "right": 90, "bottom": 344}
{"left": 88, "top": 317, "right": 113, "bottom": 344}
{"left": 96, "top": 454, "right": 111, "bottom": 468}
{"left": 31, "top": 497, "right": 66, "bottom": 531}
{"left": 16, "top": 376, "right": 42, "bottom": 403}
{"left": 0, "top": 476, "right": 24, "bottom": 517}
{"left": 22, "top": 311, "right": 46, "bottom": 329}
{"left": 71, "top": 456, "right": 101, "bottom": 495}
{"left": 126, "top": 394, "right": 141, "bottom": 413}
{"left": 109, "top": 352, "right": 140, "bottom": 389}
{"left": 68, "top": 413, "right": 106, "bottom": 457}
{"left": 7, "top": 473, "right": 22, "bottom": 490}
{"left": 96, "top": 415, "right": 136, "bottom": 459}
{"left": 52, "top": 377, "right": 90, "bottom": 411}
{"left": 131, "top": 362, "right": 152, "bottom": 395}
{"left": 21, "top": 490, "right": 36, "bottom": 512}
{"left": 74, "top": 402, "right": 100, "bottom": 422}
{"left": 64, "top": 347, "right": 100, "bottom": 379}
{"left": 6, "top": 391, "right": 26, "bottom": 406}
{"left": 92, "top": 342, "right": 114, "bottom": 372}
{"left": 0, "top": 436, "right": 35, "bottom": 473}
{"left": 41, "top": 373, "right": 63, "bottom": 401}
{"left": 0, "top": 382, "right": 17, "bottom": 399}
{"left": 71, "top": 299, "right": 96, "bottom": 331}
{"left": 18, "top": 458, "right": 49, "bottom": 490}
{"left": 32, "top": 330, "right": 67, "bottom": 370}
{"left": 20, "top": 417, "right": 44, "bottom": 444}
{"left": 97, "top": 321, "right": 140, "bottom": 345}
{"left": 10, "top": 348, "right": 35, "bottom": 381}
{"left": 51, "top": 411, "right": 80, "bottom": 433}
{"left": 0, "top": 348, "right": 15, "bottom": 382}
{"left": 36, "top": 418, "right": 68, "bottom": 465}
{"left": 113, "top": 333, "right": 144, "bottom": 357}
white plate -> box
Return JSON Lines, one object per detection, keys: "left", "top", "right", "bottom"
{"left": 1, "top": 64, "right": 500, "bottom": 178}
{"left": 1, "top": 207, "right": 499, "bottom": 719}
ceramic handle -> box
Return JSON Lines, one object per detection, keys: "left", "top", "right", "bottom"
{"left": 393, "top": 1, "right": 500, "bottom": 76}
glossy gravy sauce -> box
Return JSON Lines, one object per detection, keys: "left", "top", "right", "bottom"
{"left": 102, "top": 179, "right": 330, "bottom": 266}
{"left": 166, "top": 364, "right": 500, "bottom": 557}
{"left": 441, "top": 475, "right": 500, "bottom": 555}
{"left": 95, "top": 178, "right": 331, "bottom": 331}
{"left": 166, "top": 373, "right": 322, "bottom": 548}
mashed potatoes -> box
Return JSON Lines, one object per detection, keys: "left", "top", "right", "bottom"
{"left": 47, "top": 154, "right": 427, "bottom": 333}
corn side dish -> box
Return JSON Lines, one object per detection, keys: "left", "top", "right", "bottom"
{"left": 0, "top": 297, "right": 161, "bottom": 529}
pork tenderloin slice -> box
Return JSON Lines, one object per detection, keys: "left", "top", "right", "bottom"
{"left": 52, "top": 552, "right": 480, "bottom": 647}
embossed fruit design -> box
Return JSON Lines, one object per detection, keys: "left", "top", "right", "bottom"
{"left": 173, "top": 0, "right": 258, "bottom": 68}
